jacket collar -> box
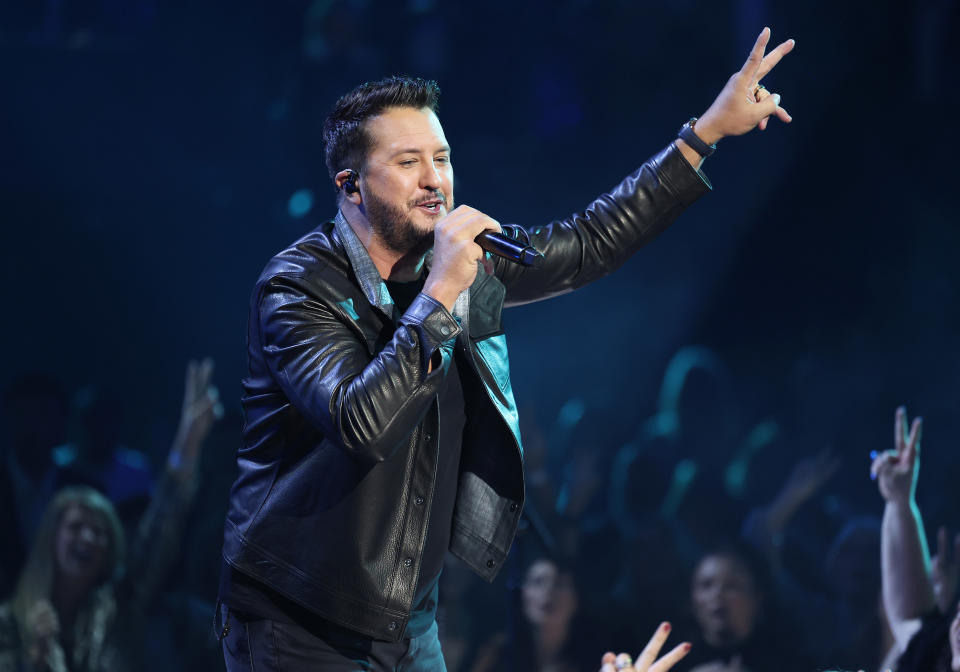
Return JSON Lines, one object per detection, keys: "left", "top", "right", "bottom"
{"left": 334, "top": 210, "right": 396, "bottom": 318}
{"left": 334, "top": 210, "right": 477, "bottom": 327}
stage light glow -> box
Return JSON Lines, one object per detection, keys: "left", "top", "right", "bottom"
{"left": 288, "top": 189, "right": 314, "bottom": 218}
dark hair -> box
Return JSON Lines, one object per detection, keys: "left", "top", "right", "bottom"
{"left": 523, "top": 552, "right": 578, "bottom": 580}
{"left": 322, "top": 75, "right": 441, "bottom": 185}
{"left": 686, "top": 541, "right": 816, "bottom": 671}
{"left": 694, "top": 540, "right": 774, "bottom": 603}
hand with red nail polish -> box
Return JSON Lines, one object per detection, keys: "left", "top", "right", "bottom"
{"left": 597, "top": 621, "right": 691, "bottom": 672}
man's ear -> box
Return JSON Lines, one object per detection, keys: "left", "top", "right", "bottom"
{"left": 334, "top": 169, "right": 362, "bottom": 205}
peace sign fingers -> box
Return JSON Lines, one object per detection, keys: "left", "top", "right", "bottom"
{"left": 754, "top": 38, "right": 796, "bottom": 84}
{"left": 737, "top": 27, "right": 771, "bottom": 85}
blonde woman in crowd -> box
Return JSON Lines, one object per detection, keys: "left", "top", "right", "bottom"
{"left": 0, "top": 359, "right": 219, "bottom": 672}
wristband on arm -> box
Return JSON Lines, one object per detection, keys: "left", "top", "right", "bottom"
{"left": 677, "top": 118, "right": 717, "bottom": 158}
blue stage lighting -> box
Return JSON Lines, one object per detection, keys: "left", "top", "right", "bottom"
{"left": 288, "top": 189, "right": 314, "bottom": 218}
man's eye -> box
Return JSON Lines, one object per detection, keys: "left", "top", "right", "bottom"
{"left": 399, "top": 159, "right": 417, "bottom": 166}
{"left": 435, "top": 156, "right": 450, "bottom": 165}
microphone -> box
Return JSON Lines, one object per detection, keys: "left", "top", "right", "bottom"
{"left": 475, "top": 230, "right": 544, "bottom": 267}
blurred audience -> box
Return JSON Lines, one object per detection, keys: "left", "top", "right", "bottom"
{"left": 741, "top": 449, "right": 841, "bottom": 576}
{"left": 524, "top": 400, "right": 621, "bottom": 599}
{"left": 627, "top": 347, "right": 754, "bottom": 550}
{"left": 470, "top": 555, "right": 599, "bottom": 672}
{"left": 0, "top": 486, "right": 127, "bottom": 670}
{"left": 822, "top": 516, "right": 893, "bottom": 671}
{"left": 0, "top": 359, "right": 220, "bottom": 672}
{"left": 608, "top": 513, "right": 692, "bottom": 646}
{"left": 8, "top": 351, "right": 960, "bottom": 672}
{"left": 681, "top": 541, "right": 809, "bottom": 672}
{"left": 741, "top": 450, "right": 893, "bottom": 669}
{"left": 0, "top": 374, "right": 73, "bottom": 597}
{"left": 53, "top": 384, "right": 156, "bottom": 533}
{"left": 169, "top": 408, "right": 241, "bottom": 601}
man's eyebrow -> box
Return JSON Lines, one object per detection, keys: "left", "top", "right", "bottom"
{"left": 389, "top": 145, "right": 451, "bottom": 157}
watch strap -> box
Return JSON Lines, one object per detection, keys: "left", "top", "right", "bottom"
{"left": 677, "top": 118, "right": 717, "bottom": 158}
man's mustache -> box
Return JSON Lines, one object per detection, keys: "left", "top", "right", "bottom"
{"left": 412, "top": 190, "right": 447, "bottom": 207}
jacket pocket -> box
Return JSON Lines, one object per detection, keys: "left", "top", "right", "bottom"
{"left": 468, "top": 272, "right": 506, "bottom": 340}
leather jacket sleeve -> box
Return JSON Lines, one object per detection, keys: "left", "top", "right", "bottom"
{"left": 495, "top": 142, "right": 711, "bottom": 305}
{"left": 258, "top": 279, "right": 461, "bottom": 463}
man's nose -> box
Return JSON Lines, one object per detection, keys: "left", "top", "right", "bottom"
{"left": 420, "top": 163, "right": 442, "bottom": 191}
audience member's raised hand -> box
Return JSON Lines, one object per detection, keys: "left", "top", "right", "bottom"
{"left": 743, "top": 447, "right": 840, "bottom": 571}
{"left": 933, "top": 527, "right": 960, "bottom": 615}
{"left": 876, "top": 406, "right": 937, "bottom": 650}
{"left": 561, "top": 450, "right": 602, "bottom": 517}
{"left": 600, "top": 622, "right": 690, "bottom": 672}
{"left": 166, "top": 357, "right": 222, "bottom": 482}
{"left": 781, "top": 448, "right": 841, "bottom": 505}
{"left": 871, "top": 406, "right": 922, "bottom": 504}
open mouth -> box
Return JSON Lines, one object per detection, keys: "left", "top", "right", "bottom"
{"left": 70, "top": 546, "right": 95, "bottom": 565}
{"left": 707, "top": 606, "right": 729, "bottom": 622}
{"left": 415, "top": 199, "right": 444, "bottom": 214}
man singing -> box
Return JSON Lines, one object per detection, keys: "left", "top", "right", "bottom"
{"left": 218, "top": 27, "right": 794, "bottom": 671}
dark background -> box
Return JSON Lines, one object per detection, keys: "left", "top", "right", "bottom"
{"left": 2, "top": 0, "right": 959, "bottom": 590}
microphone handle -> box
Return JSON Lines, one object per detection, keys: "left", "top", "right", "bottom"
{"left": 475, "top": 231, "right": 544, "bottom": 268}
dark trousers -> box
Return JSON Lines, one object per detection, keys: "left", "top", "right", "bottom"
{"left": 218, "top": 604, "right": 446, "bottom": 672}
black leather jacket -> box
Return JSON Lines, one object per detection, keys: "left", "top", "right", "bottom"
{"left": 221, "top": 142, "right": 710, "bottom": 641}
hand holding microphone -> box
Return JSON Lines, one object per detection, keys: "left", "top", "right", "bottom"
{"left": 424, "top": 205, "right": 499, "bottom": 310}
{"left": 424, "top": 205, "right": 542, "bottom": 311}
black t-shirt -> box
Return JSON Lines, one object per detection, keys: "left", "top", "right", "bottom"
{"left": 389, "top": 279, "right": 466, "bottom": 638}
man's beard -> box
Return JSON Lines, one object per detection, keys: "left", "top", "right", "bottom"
{"left": 361, "top": 188, "right": 449, "bottom": 258}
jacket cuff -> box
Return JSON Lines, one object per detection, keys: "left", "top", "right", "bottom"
{"left": 658, "top": 141, "right": 714, "bottom": 197}
{"left": 398, "top": 292, "right": 462, "bottom": 358}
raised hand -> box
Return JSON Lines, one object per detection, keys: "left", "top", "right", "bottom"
{"left": 751, "top": 448, "right": 842, "bottom": 566}
{"left": 167, "top": 358, "right": 222, "bottom": 481}
{"left": 871, "top": 406, "right": 922, "bottom": 504}
{"left": 932, "top": 526, "right": 960, "bottom": 614}
{"left": 782, "top": 448, "right": 842, "bottom": 505}
{"left": 560, "top": 450, "right": 602, "bottom": 517}
{"left": 600, "top": 622, "right": 691, "bottom": 672}
{"left": 695, "top": 27, "right": 795, "bottom": 144}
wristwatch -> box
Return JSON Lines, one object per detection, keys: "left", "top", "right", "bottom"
{"left": 677, "top": 118, "right": 717, "bottom": 158}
